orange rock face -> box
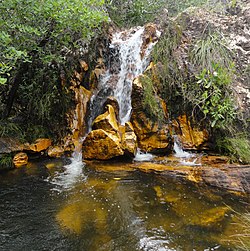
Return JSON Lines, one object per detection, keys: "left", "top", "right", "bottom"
{"left": 131, "top": 76, "right": 172, "bottom": 153}
{"left": 24, "top": 138, "right": 52, "bottom": 152}
{"left": 13, "top": 152, "right": 28, "bottom": 168}
{"left": 82, "top": 129, "right": 124, "bottom": 160}
{"left": 173, "top": 115, "right": 209, "bottom": 150}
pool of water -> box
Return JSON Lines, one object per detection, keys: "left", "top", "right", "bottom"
{"left": 0, "top": 158, "right": 249, "bottom": 251}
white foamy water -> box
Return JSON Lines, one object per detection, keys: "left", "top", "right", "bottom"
{"left": 180, "top": 158, "right": 201, "bottom": 166}
{"left": 173, "top": 136, "right": 194, "bottom": 158}
{"left": 134, "top": 149, "right": 154, "bottom": 162}
{"left": 88, "top": 26, "right": 160, "bottom": 126}
{"left": 49, "top": 152, "right": 86, "bottom": 191}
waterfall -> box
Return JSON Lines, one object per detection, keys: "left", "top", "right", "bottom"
{"left": 88, "top": 26, "right": 160, "bottom": 127}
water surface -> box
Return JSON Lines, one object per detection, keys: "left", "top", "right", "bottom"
{"left": 0, "top": 158, "right": 249, "bottom": 251}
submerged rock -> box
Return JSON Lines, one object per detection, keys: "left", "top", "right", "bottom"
{"left": 188, "top": 207, "right": 229, "bottom": 228}
{"left": 13, "top": 152, "right": 28, "bottom": 168}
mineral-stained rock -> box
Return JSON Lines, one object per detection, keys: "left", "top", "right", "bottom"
{"left": 131, "top": 78, "right": 172, "bottom": 153}
{"left": 24, "top": 138, "right": 52, "bottom": 152}
{"left": 82, "top": 129, "right": 124, "bottom": 160}
{"left": 187, "top": 207, "right": 229, "bottom": 228}
{"left": 47, "top": 146, "right": 65, "bottom": 158}
{"left": 13, "top": 152, "right": 28, "bottom": 168}
{"left": 173, "top": 115, "right": 209, "bottom": 150}
{"left": 103, "top": 97, "right": 120, "bottom": 122}
{"left": 120, "top": 122, "right": 137, "bottom": 157}
{"left": 92, "top": 105, "right": 119, "bottom": 133}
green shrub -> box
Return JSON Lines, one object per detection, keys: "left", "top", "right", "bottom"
{"left": 0, "top": 154, "right": 13, "bottom": 170}
{"left": 216, "top": 135, "right": 250, "bottom": 164}
{"left": 191, "top": 63, "right": 236, "bottom": 129}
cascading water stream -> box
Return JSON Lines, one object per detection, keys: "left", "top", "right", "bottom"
{"left": 173, "top": 136, "right": 201, "bottom": 166}
{"left": 88, "top": 26, "right": 161, "bottom": 128}
{"left": 50, "top": 26, "right": 161, "bottom": 189}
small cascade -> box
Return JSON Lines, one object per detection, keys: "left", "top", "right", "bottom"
{"left": 88, "top": 26, "right": 160, "bottom": 127}
{"left": 173, "top": 136, "right": 201, "bottom": 166}
{"left": 173, "top": 136, "right": 194, "bottom": 158}
{"left": 134, "top": 149, "right": 154, "bottom": 162}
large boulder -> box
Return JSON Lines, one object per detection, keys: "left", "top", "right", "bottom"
{"left": 83, "top": 100, "right": 138, "bottom": 160}
{"left": 131, "top": 76, "right": 172, "bottom": 153}
{"left": 82, "top": 129, "right": 123, "bottom": 160}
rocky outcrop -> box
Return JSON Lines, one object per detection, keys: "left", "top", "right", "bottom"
{"left": 13, "top": 152, "right": 28, "bottom": 168}
{"left": 92, "top": 105, "right": 119, "bottom": 133}
{"left": 131, "top": 75, "right": 172, "bottom": 153}
{"left": 82, "top": 129, "right": 124, "bottom": 160}
{"left": 0, "top": 138, "right": 23, "bottom": 154}
{"left": 173, "top": 115, "right": 209, "bottom": 150}
{"left": 24, "top": 138, "right": 52, "bottom": 153}
{"left": 47, "top": 146, "right": 65, "bottom": 158}
{"left": 82, "top": 101, "right": 137, "bottom": 160}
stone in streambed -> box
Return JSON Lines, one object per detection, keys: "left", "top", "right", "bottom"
{"left": 47, "top": 146, "right": 65, "bottom": 158}
{"left": 13, "top": 152, "right": 28, "bottom": 168}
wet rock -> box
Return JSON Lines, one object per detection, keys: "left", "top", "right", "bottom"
{"left": 188, "top": 207, "right": 229, "bottom": 228}
{"left": 24, "top": 138, "right": 52, "bottom": 152}
{"left": 47, "top": 146, "right": 65, "bottom": 158}
{"left": 173, "top": 115, "right": 209, "bottom": 150}
{"left": 92, "top": 104, "right": 119, "bottom": 133}
{"left": 82, "top": 129, "right": 124, "bottom": 160}
{"left": 103, "top": 97, "right": 120, "bottom": 122}
{"left": 13, "top": 152, "right": 28, "bottom": 168}
{"left": 120, "top": 122, "right": 137, "bottom": 158}
{"left": 141, "top": 23, "right": 160, "bottom": 57}
{"left": 131, "top": 77, "right": 172, "bottom": 153}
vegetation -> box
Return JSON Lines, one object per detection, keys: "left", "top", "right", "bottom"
{"left": 140, "top": 75, "right": 165, "bottom": 123}
{"left": 0, "top": 154, "right": 13, "bottom": 170}
{"left": 216, "top": 135, "right": 250, "bottom": 164}
{"left": 0, "top": 0, "right": 108, "bottom": 141}
{"left": 106, "top": 0, "right": 207, "bottom": 27}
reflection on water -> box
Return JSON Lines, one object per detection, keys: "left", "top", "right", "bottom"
{"left": 0, "top": 158, "right": 249, "bottom": 251}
